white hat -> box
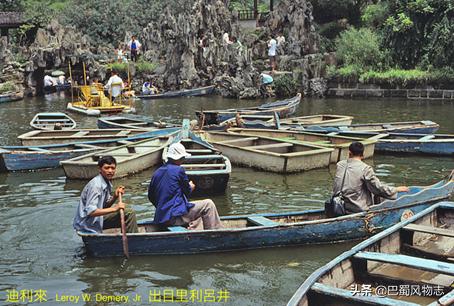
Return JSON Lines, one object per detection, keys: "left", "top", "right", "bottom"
{"left": 167, "top": 142, "right": 191, "bottom": 160}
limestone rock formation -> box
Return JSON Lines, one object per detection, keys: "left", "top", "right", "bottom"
{"left": 140, "top": 0, "right": 260, "bottom": 98}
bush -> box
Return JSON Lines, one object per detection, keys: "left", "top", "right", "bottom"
{"left": 105, "top": 62, "right": 129, "bottom": 73}
{"left": 327, "top": 65, "right": 361, "bottom": 83}
{"left": 274, "top": 75, "right": 298, "bottom": 98}
{"left": 135, "top": 60, "right": 157, "bottom": 74}
{"left": 361, "top": 3, "right": 389, "bottom": 28}
{"left": 0, "top": 82, "right": 17, "bottom": 94}
{"left": 335, "top": 27, "right": 387, "bottom": 71}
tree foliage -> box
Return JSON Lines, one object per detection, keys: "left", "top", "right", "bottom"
{"left": 335, "top": 27, "right": 387, "bottom": 71}
{"left": 383, "top": 0, "right": 454, "bottom": 68}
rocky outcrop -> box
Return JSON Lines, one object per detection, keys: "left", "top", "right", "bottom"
{"left": 140, "top": 0, "right": 260, "bottom": 98}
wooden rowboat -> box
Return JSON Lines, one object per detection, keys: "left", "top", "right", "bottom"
{"left": 0, "top": 92, "right": 23, "bottom": 103}
{"left": 227, "top": 128, "right": 377, "bottom": 163}
{"left": 304, "top": 120, "right": 439, "bottom": 134}
{"left": 310, "top": 131, "right": 454, "bottom": 156}
{"left": 97, "top": 116, "right": 177, "bottom": 130}
{"left": 196, "top": 131, "right": 333, "bottom": 173}
{"left": 288, "top": 200, "right": 454, "bottom": 306}
{"left": 2, "top": 129, "right": 179, "bottom": 172}
{"left": 164, "top": 130, "right": 231, "bottom": 196}
{"left": 17, "top": 128, "right": 168, "bottom": 146}
{"left": 60, "top": 136, "right": 174, "bottom": 179}
{"left": 196, "top": 93, "right": 302, "bottom": 125}
{"left": 77, "top": 177, "right": 454, "bottom": 257}
{"left": 230, "top": 114, "right": 354, "bottom": 129}
{"left": 137, "top": 85, "right": 216, "bottom": 99}
{"left": 0, "top": 143, "right": 103, "bottom": 171}
{"left": 30, "top": 112, "right": 76, "bottom": 130}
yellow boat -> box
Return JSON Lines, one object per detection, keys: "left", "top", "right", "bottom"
{"left": 66, "top": 63, "right": 135, "bottom": 116}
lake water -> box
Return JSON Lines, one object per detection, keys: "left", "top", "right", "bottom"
{"left": 0, "top": 94, "right": 453, "bottom": 305}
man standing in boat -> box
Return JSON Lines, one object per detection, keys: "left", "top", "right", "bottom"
{"left": 104, "top": 70, "right": 124, "bottom": 100}
{"left": 333, "top": 142, "right": 409, "bottom": 214}
{"left": 73, "top": 156, "right": 138, "bottom": 233}
{"left": 148, "top": 142, "right": 223, "bottom": 230}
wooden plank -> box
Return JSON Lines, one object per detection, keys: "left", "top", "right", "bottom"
{"left": 181, "top": 164, "right": 225, "bottom": 168}
{"left": 403, "top": 224, "right": 454, "bottom": 238}
{"left": 185, "top": 155, "right": 223, "bottom": 160}
{"left": 167, "top": 226, "right": 188, "bottom": 232}
{"left": 72, "top": 131, "right": 89, "bottom": 137}
{"left": 247, "top": 216, "right": 279, "bottom": 226}
{"left": 217, "top": 137, "right": 259, "bottom": 144}
{"left": 402, "top": 243, "right": 454, "bottom": 263}
{"left": 27, "top": 147, "right": 49, "bottom": 152}
{"left": 353, "top": 252, "right": 454, "bottom": 275}
{"left": 185, "top": 149, "right": 212, "bottom": 153}
{"left": 310, "top": 283, "right": 419, "bottom": 306}
{"left": 245, "top": 143, "right": 293, "bottom": 150}
{"left": 420, "top": 135, "right": 436, "bottom": 141}
{"left": 117, "top": 130, "right": 132, "bottom": 136}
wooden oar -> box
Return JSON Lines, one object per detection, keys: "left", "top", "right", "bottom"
{"left": 118, "top": 193, "right": 129, "bottom": 258}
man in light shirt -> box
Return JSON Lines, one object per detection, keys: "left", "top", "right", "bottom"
{"left": 268, "top": 35, "right": 277, "bottom": 73}
{"left": 104, "top": 70, "right": 124, "bottom": 99}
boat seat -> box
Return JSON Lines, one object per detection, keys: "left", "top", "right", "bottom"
{"left": 27, "top": 147, "right": 49, "bottom": 152}
{"left": 247, "top": 216, "right": 279, "bottom": 227}
{"left": 185, "top": 155, "right": 223, "bottom": 160}
{"left": 217, "top": 137, "right": 259, "bottom": 144}
{"left": 35, "top": 119, "right": 71, "bottom": 122}
{"left": 182, "top": 164, "right": 225, "bottom": 168}
{"left": 353, "top": 251, "right": 454, "bottom": 275}
{"left": 117, "top": 140, "right": 135, "bottom": 145}
{"left": 127, "top": 122, "right": 149, "bottom": 126}
{"left": 75, "top": 144, "right": 101, "bottom": 149}
{"left": 167, "top": 226, "right": 189, "bottom": 232}
{"left": 245, "top": 143, "right": 293, "bottom": 150}
{"left": 403, "top": 224, "right": 454, "bottom": 238}
{"left": 382, "top": 124, "right": 394, "bottom": 129}
{"left": 419, "top": 135, "right": 436, "bottom": 141}
{"left": 117, "top": 130, "right": 132, "bottom": 136}
{"left": 72, "top": 131, "right": 90, "bottom": 136}
{"left": 185, "top": 149, "right": 213, "bottom": 153}
{"left": 310, "top": 283, "right": 419, "bottom": 306}
{"left": 326, "top": 132, "right": 339, "bottom": 136}
{"left": 427, "top": 289, "right": 454, "bottom": 306}
{"left": 421, "top": 120, "right": 435, "bottom": 125}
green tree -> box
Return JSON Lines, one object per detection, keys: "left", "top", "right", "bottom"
{"left": 335, "top": 27, "right": 387, "bottom": 71}
{"left": 383, "top": 0, "right": 454, "bottom": 68}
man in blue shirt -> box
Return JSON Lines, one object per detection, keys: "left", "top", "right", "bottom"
{"left": 148, "top": 142, "right": 223, "bottom": 230}
{"left": 73, "top": 156, "right": 138, "bottom": 233}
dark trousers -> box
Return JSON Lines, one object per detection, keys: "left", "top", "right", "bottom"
{"left": 103, "top": 208, "right": 138, "bottom": 233}
{"left": 130, "top": 49, "right": 138, "bottom": 62}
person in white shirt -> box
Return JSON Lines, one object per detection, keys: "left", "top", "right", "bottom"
{"left": 44, "top": 75, "right": 55, "bottom": 87}
{"left": 104, "top": 70, "right": 124, "bottom": 99}
{"left": 127, "top": 35, "right": 141, "bottom": 62}
{"left": 268, "top": 35, "right": 277, "bottom": 73}
{"left": 276, "top": 33, "right": 285, "bottom": 54}
{"left": 223, "top": 32, "right": 232, "bottom": 46}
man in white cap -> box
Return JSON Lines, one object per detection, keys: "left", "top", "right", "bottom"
{"left": 147, "top": 142, "right": 223, "bottom": 230}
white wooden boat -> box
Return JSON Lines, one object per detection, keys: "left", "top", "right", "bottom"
{"left": 196, "top": 131, "right": 333, "bottom": 173}
{"left": 60, "top": 136, "right": 174, "bottom": 179}
{"left": 97, "top": 116, "right": 178, "bottom": 130}
{"left": 227, "top": 128, "right": 377, "bottom": 163}
{"left": 30, "top": 112, "right": 76, "bottom": 130}
{"left": 18, "top": 129, "right": 152, "bottom": 146}
{"left": 163, "top": 130, "right": 231, "bottom": 196}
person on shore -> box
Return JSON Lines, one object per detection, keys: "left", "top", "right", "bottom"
{"left": 231, "top": 36, "right": 243, "bottom": 54}
{"left": 148, "top": 142, "right": 223, "bottom": 230}
{"left": 332, "top": 142, "right": 409, "bottom": 215}
{"left": 44, "top": 75, "right": 55, "bottom": 87}
{"left": 104, "top": 70, "right": 124, "bottom": 99}
{"left": 268, "top": 35, "right": 277, "bottom": 73}
{"left": 116, "top": 44, "right": 127, "bottom": 63}
{"left": 222, "top": 32, "right": 232, "bottom": 46}
{"left": 276, "top": 32, "right": 285, "bottom": 54}
{"left": 260, "top": 73, "right": 274, "bottom": 97}
{"left": 73, "top": 156, "right": 138, "bottom": 234}
{"left": 128, "top": 35, "right": 141, "bottom": 62}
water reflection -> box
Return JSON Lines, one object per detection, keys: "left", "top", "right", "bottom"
{"left": 0, "top": 93, "right": 453, "bottom": 305}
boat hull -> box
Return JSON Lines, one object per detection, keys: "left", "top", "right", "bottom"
{"left": 0, "top": 149, "right": 95, "bottom": 171}
{"left": 376, "top": 140, "right": 454, "bottom": 155}
{"left": 0, "top": 92, "right": 23, "bottom": 103}
{"left": 137, "top": 85, "right": 215, "bottom": 99}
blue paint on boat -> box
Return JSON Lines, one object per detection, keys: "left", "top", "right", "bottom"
{"left": 77, "top": 178, "right": 454, "bottom": 257}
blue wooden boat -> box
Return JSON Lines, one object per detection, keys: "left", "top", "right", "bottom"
{"left": 137, "top": 85, "right": 215, "bottom": 100}
{"left": 196, "top": 93, "right": 302, "bottom": 125}
{"left": 0, "top": 92, "right": 23, "bottom": 103}
{"left": 311, "top": 131, "right": 454, "bottom": 156}
{"left": 163, "top": 121, "right": 231, "bottom": 196}
{"left": 287, "top": 201, "right": 454, "bottom": 306}
{"left": 303, "top": 120, "right": 439, "bottom": 134}
{"left": 77, "top": 175, "right": 454, "bottom": 257}
{"left": 1, "top": 128, "right": 180, "bottom": 171}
